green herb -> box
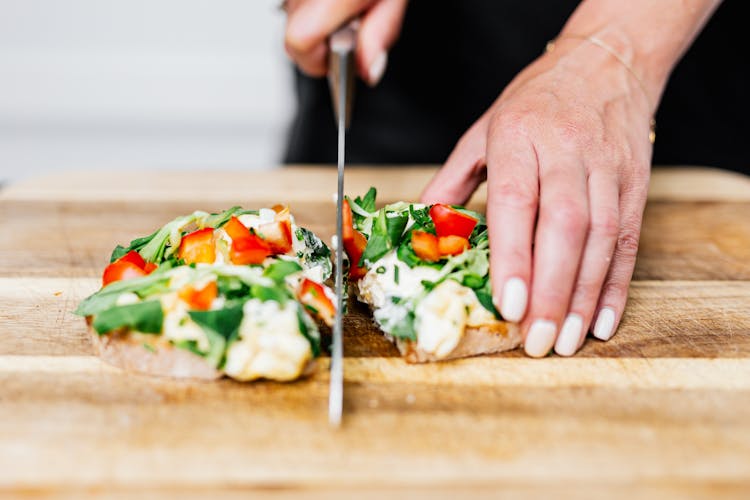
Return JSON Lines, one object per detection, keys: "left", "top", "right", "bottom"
{"left": 361, "top": 209, "right": 408, "bottom": 264}
{"left": 304, "top": 304, "right": 319, "bottom": 314}
{"left": 204, "top": 207, "right": 258, "bottom": 229}
{"left": 250, "top": 284, "right": 291, "bottom": 303}
{"left": 75, "top": 271, "right": 172, "bottom": 317}
{"left": 263, "top": 259, "right": 303, "bottom": 284}
{"left": 297, "top": 308, "right": 321, "bottom": 356}
{"left": 296, "top": 227, "right": 333, "bottom": 280}
{"left": 172, "top": 340, "right": 202, "bottom": 356}
{"left": 142, "top": 343, "right": 157, "bottom": 353}
{"left": 389, "top": 310, "right": 417, "bottom": 340}
{"left": 394, "top": 265, "right": 400, "bottom": 285}
{"left": 295, "top": 228, "right": 305, "bottom": 241}
{"left": 92, "top": 300, "right": 164, "bottom": 334}
{"left": 375, "top": 266, "right": 386, "bottom": 274}
{"left": 189, "top": 306, "right": 244, "bottom": 367}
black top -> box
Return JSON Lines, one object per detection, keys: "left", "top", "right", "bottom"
{"left": 284, "top": 0, "right": 749, "bottom": 174}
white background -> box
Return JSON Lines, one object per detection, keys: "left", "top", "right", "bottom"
{"left": 0, "top": 0, "right": 292, "bottom": 184}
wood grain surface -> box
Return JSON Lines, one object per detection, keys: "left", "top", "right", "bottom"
{"left": 1, "top": 166, "right": 750, "bottom": 499}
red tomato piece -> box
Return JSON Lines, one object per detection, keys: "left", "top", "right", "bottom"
{"left": 257, "top": 220, "right": 293, "bottom": 254}
{"left": 342, "top": 199, "right": 368, "bottom": 279}
{"left": 411, "top": 230, "right": 441, "bottom": 262}
{"left": 178, "top": 227, "right": 216, "bottom": 265}
{"left": 229, "top": 232, "right": 272, "bottom": 265}
{"left": 438, "top": 235, "right": 470, "bottom": 256}
{"left": 178, "top": 281, "right": 218, "bottom": 311}
{"left": 143, "top": 262, "right": 158, "bottom": 274}
{"left": 118, "top": 250, "right": 146, "bottom": 270}
{"left": 429, "top": 204, "right": 478, "bottom": 239}
{"left": 102, "top": 260, "right": 147, "bottom": 286}
{"left": 298, "top": 278, "right": 335, "bottom": 327}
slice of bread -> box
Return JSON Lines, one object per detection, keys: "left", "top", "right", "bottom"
{"left": 87, "top": 320, "right": 221, "bottom": 380}
{"left": 394, "top": 321, "right": 522, "bottom": 363}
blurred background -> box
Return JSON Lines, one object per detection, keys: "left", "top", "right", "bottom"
{"left": 0, "top": 0, "right": 291, "bottom": 184}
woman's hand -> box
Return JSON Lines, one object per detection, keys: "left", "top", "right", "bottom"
{"left": 421, "top": 39, "right": 654, "bottom": 357}
{"left": 283, "top": 0, "right": 408, "bottom": 85}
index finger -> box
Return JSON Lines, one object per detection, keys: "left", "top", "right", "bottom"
{"left": 285, "top": 0, "right": 376, "bottom": 76}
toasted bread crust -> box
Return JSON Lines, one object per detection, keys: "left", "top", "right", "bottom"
{"left": 394, "top": 320, "right": 522, "bottom": 363}
{"left": 87, "top": 320, "right": 221, "bottom": 380}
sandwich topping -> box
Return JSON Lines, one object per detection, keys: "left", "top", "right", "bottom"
{"left": 344, "top": 188, "right": 500, "bottom": 360}
{"left": 76, "top": 206, "right": 334, "bottom": 382}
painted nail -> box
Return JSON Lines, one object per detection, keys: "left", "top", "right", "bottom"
{"left": 368, "top": 51, "right": 388, "bottom": 86}
{"left": 524, "top": 320, "right": 557, "bottom": 358}
{"left": 593, "top": 307, "right": 617, "bottom": 341}
{"left": 497, "top": 277, "right": 527, "bottom": 322}
{"left": 554, "top": 314, "right": 583, "bottom": 356}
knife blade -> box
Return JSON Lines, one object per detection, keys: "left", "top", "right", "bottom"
{"left": 327, "top": 22, "right": 356, "bottom": 427}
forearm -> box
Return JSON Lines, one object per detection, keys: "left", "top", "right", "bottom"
{"left": 559, "top": 0, "right": 722, "bottom": 110}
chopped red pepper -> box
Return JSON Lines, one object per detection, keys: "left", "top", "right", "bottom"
{"left": 178, "top": 281, "right": 218, "bottom": 311}
{"left": 438, "top": 235, "right": 470, "bottom": 256}
{"left": 102, "top": 259, "right": 147, "bottom": 286}
{"left": 411, "top": 230, "right": 441, "bottom": 262}
{"left": 118, "top": 250, "right": 146, "bottom": 269}
{"left": 298, "top": 278, "right": 335, "bottom": 327}
{"left": 229, "top": 231, "right": 272, "bottom": 265}
{"left": 342, "top": 199, "right": 368, "bottom": 279}
{"left": 178, "top": 227, "right": 216, "bottom": 265}
{"left": 257, "top": 220, "right": 293, "bottom": 254}
{"left": 429, "top": 204, "right": 478, "bottom": 239}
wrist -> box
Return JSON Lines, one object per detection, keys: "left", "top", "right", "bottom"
{"left": 552, "top": 29, "right": 664, "bottom": 114}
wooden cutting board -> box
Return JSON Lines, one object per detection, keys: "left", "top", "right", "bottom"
{"left": 1, "top": 166, "right": 750, "bottom": 499}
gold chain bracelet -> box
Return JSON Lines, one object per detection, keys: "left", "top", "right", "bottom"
{"left": 546, "top": 35, "right": 656, "bottom": 144}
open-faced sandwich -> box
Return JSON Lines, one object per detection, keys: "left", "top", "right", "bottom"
{"left": 341, "top": 189, "right": 522, "bottom": 362}
{"left": 75, "top": 206, "right": 335, "bottom": 382}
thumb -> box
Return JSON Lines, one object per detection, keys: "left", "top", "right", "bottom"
{"left": 420, "top": 119, "right": 489, "bottom": 205}
{"left": 356, "top": 0, "right": 408, "bottom": 86}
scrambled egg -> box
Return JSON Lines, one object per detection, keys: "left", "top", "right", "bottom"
{"left": 223, "top": 299, "right": 312, "bottom": 382}
{"left": 359, "top": 251, "right": 497, "bottom": 360}
{"left": 160, "top": 292, "right": 211, "bottom": 352}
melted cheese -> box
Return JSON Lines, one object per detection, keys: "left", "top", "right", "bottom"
{"left": 414, "top": 280, "right": 468, "bottom": 358}
{"left": 358, "top": 252, "right": 440, "bottom": 308}
{"left": 223, "top": 299, "right": 312, "bottom": 382}
{"left": 160, "top": 292, "right": 210, "bottom": 352}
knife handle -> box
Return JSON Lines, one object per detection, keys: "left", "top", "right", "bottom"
{"left": 328, "top": 21, "right": 357, "bottom": 129}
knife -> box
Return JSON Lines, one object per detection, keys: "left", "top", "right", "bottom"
{"left": 327, "top": 22, "right": 356, "bottom": 427}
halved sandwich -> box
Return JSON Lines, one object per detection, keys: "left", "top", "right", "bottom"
{"left": 75, "top": 206, "right": 335, "bottom": 382}
{"left": 342, "top": 189, "right": 522, "bottom": 362}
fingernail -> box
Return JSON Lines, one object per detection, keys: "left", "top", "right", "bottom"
{"left": 593, "top": 307, "right": 617, "bottom": 341}
{"left": 524, "top": 320, "right": 557, "bottom": 358}
{"left": 554, "top": 314, "right": 583, "bottom": 356}
{"left": 497, "top": 277, "right": 527, "bottom": 322}
{"left": 368, "top": 51, "right": 388, "bottom": 86}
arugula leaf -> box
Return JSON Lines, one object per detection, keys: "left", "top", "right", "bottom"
{"left": 297, "top": 308, "right": 321, "bottom": 356}
{"left": 91, "top": 300, "right": 164, "bottom": 334}
{"left": 250, "top": 284, "right": 292, "bottom": 303}
{"left": 75, "top": 270, "right": 172, "bottom": 317}
{"left": 356, "top": 187, "right": 377, "bottom": 213}
{"left": 388, "top": 310, "right": 417, "bottom": 340}
{"left": 216, "top": 275, "right": 251, "bottom": 300}
{"left": 473, "top": 281, "right": 500, "bottom": 319}
{"left": 263, "top": 259, "right": 303, "bottom": 284}
{"left": 109, "top": 229, "right": 159, "bottom": 263}
{"left": 361, "top": 209, "right": 407, "bottom": 265}
{"left": 204, "top": 207, "right": 258, "bottom": 229}
{"left": 189, "top": 305, "right": 244, "bottom": 367}
{"left": 386, "top": 212, "right": 409, "bottom": 247}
